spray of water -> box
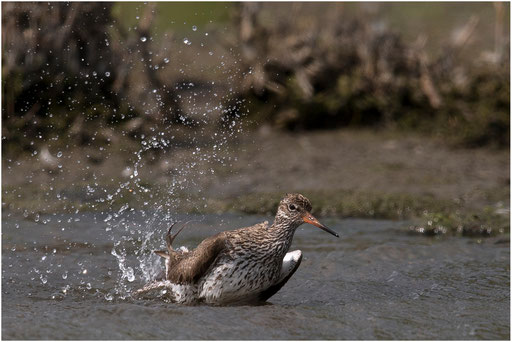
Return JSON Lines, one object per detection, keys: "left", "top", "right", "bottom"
{"left": 7, "top": 12, "right": 249, "bottom": 303}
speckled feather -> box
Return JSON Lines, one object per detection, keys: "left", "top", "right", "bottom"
{"left": 136, "top": 194, "right": 324, "bottom": 305}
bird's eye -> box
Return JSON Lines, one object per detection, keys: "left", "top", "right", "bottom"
{"left": 288, "top": 204, "right": 297, "bottom": 211}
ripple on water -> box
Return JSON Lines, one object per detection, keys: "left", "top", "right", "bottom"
{"left": 1, "top": 215, "right": 509, "bottom": 339}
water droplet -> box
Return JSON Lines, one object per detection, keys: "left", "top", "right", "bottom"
{"left": 105, "top": 71, "right": 110, "bottom": 77}
{"left": 192, "top": 25, "right": 197, "bottom": 31}
{"left": 140, "top": 36, "right": 147, "bottom": 42}
{"left": 86, "top": 283, "right": 92, "bottom": 290}
{"left": 82, "top": 269, "right": 88, "bottom": 275}
{"left": 126, "top": 267, "right": 135, "bottom": 282}
{"left": 56, "top": 151, "right": 63, "bottom": 158}
{"left": 41, "top": 255, "right": 47, "bottom": 261}
{"left": 164, "top": 58, "right": 169, "bottom": 64}
{"left": 208, "top": 51, "right": 213, "bottom": 56}
{"left": 183, "top": 38, "right": 191, "bottom": 45}
{"left": 105, "top": 293, "right": 113, "bottom": 301}
{"left": 62, "top": 272, "right": 68, "bottom": 280}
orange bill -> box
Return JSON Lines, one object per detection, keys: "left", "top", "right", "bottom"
{"left": 302, "top": 213, "right": 339, "bottom": 238}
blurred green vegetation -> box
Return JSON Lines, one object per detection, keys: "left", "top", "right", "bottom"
{"left": 112, "top": 2, "right": 232, "bottom": 34}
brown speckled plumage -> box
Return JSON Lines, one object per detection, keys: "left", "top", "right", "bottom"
{"left": 136, "top": 193, "right": 338, "bottom": 304}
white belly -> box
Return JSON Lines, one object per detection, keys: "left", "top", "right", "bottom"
{"left": 198, "top": 250, "right": 303, "bottom": 304}
{"left": 198, "top": 259, "right": 275, "bottom": 304}
{"left": 135, "top": 250, "right": 303, "bottom": 305}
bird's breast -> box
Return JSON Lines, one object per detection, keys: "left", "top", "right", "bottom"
{"left": 198, "top": 248, "right": 282, "bottom": 303}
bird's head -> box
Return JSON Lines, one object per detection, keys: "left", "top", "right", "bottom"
{"left": 275, "top": 193, "right": 339, "bottom": 237}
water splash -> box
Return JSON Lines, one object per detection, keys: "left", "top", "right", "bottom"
{"left": 6, "top": 4, "right": 248, "bottom": 302}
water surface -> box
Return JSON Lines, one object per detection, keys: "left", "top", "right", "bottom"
{"left": 2, "top": 212, "right": 509, "bottom": 339}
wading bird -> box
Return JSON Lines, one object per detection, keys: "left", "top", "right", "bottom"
{"left": 135, "top": 193, "right": 339, "bottom": 305}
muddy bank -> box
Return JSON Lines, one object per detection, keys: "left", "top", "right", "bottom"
{"left": 2, "top": 129, "right": 509, "bottom": 235}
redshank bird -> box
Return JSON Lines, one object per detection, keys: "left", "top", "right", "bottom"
{"left": 134, "top": 193, "right": 339, "bottom": 304}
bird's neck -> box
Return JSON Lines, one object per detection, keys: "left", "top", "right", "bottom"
{"left": 269, "top": 214, "right": 300, "bottom": 252}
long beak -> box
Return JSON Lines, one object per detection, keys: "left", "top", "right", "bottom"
{"left": 302, "top": 212, "right": 339, "bottom": 238}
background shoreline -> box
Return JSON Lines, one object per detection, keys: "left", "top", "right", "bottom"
{"left": 3, "top": 128, "right": 509, "bottom": 236}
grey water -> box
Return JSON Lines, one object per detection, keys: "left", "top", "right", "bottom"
{"left": 2, "top": 212, "right": 509, "bottom": 340}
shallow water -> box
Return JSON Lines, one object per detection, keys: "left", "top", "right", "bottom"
{"left": 2, "top": 212, "right": 510, "bottom": 340}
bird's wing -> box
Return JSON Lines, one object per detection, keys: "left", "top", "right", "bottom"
{"left": 165, "top": 220, "right": 268, "bottom": 285}
{"left": 167, "top": 232, "right": 228, "bottom": 284}
{"left": 258, "top": 250, "right": 303, "bottom": 301}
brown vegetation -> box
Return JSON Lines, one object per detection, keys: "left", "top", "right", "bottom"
{"left": 2, "top": 3, "right": 510, "bottom": 157}
{"left": 231, "top": 3, "right": 509, "bottom": 147}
